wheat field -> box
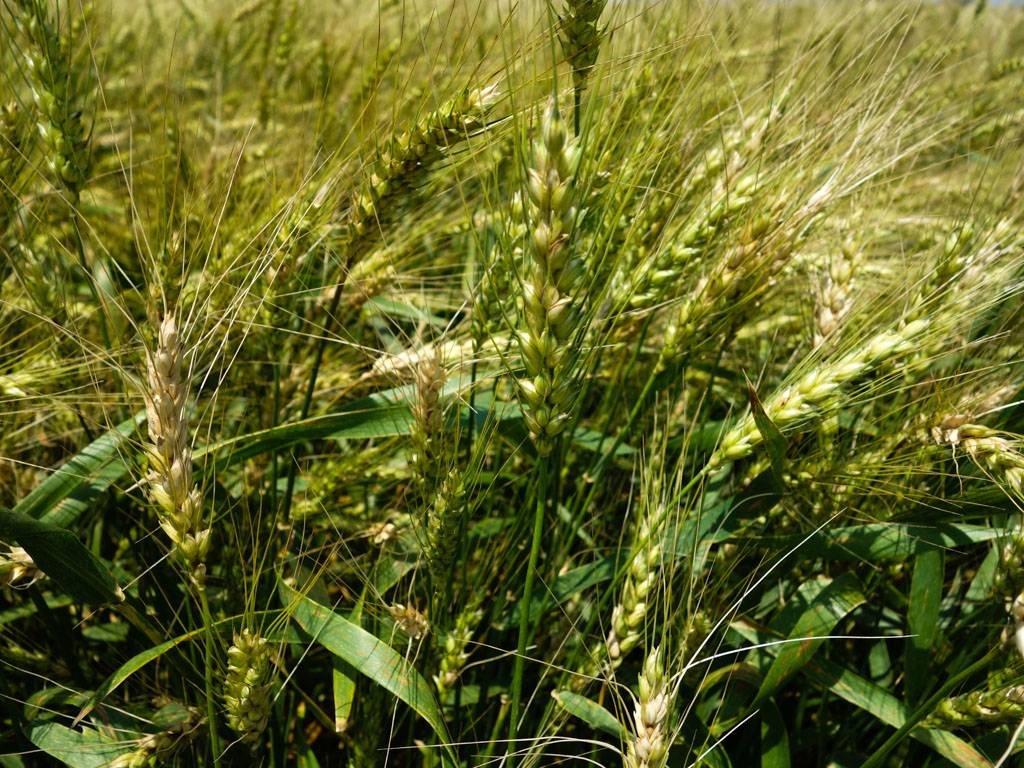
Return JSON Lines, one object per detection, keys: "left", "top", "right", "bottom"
{"left": 2, "top": 0, "right": 1024, "bottom": 766}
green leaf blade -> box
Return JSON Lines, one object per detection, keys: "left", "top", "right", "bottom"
{"left": 280, "top": 580, "right": 454, "bottom": 761}
{"left": 0, "top": 507, "right": 122, "bottom": 605}
{"left": 755, "top": 573, "right": 865, "bottom": 705}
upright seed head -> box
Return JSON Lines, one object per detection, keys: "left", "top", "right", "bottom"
{"left": 13, "top": 0, "right": 91, "bottom": 195}
{"left": 814, "top": 237, "right": 861, "bottom": 346}
{"left": 0, "top": 102, "right": 28, "bottom": 234}
{"left": 144, "top": 315, "right": 210, "bottom": 582}
{"left": 558, "top": 1, "right": 608, "bottom": 94}
{"left": 605, "top": 505, "right": 664, "bottom": 671}
{"left": 433, "top": 607, "right": 483, "bottom": 701}
{"left": 515, "top": 100, "right": 583, "bottom": 456}
{"left": 624, "top": 646, "right": 671, "bottom": 768}
{"left": 224, "top": 629, "right": 273, "bottom": 745}
{"left": 424, "top": 467, "right": 464, "bottom": 590}
{"left": 410, "top": 346, "right": 447, "bottom": 493}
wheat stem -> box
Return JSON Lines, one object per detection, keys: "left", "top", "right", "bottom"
{"left": 199, "top": 588, "right": 221, "bottom": 767}
{"left": 509, "top": 454, "right": 550, "bottom": 763}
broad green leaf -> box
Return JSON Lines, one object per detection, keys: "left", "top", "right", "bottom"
{"left": 964, "top": 546, "right": 998, "bottom": 607}
{"left": 152, "top": 701, "right": 192, "bottom": 731}
{"left": 14, "top": 414, "right": 142, "bottom": 525}
{"left": 767, "top": 576, "right": 829, "bottom": 637}
{"left": 0, "top": 595, "right": 72, "bottom": 627}
{"left": 905, "top": 548, "right": 944, "bottom": 704}
{"left": 733, "top": 622, "right": 993, "bottom": 768}
{"left": 202, "top": 381, "right": 521, "bottom": 469}
{"left": 365, "top": 296, "right": 447, "bottom": 325}
{"left": 332, "top": 657, "right": 358, "bottom": 733}
{"left": 755, "top": 572, "right": 865, "bottom": 704}
{"left": 373, "top": 557, "right": 414, "bottom": 597}
{"left": 511, "top": 556, "right": 616, "bottom": 626}
{"left": 867, "top": 640, "right": 893, "bottom": 689}
{"left": 8, "top": 385, "right": 518, "bottom": 531}
{"left": 749, "top": 523, "right": 1000, "bottom": 563}
{"left": 201, "top": 400, "right": 412, "bottom": 468}
{"left": 280, "top": 580, "right": 454, "bottom": 762}
{"left": 552, "top": 689, "right": 626, "bottom": 739}
{"left": 760, "top": 701, "right": 791, "bottom": 768}
{"left": 548, "top": 556, "right": 616, "bottom": 602}
{"left": 333, "top": 600, "right": 363, "bottom": 734}
{"left": 814, "top": 656, "right": 993, "bottom": 768}
{"left": 76, "top": 611, "right": 265, "bottom": 724}
{"left": 82, "top": 622, "right": 131, "bottom": 643}
{"left": 27, "top": 722, "right": 134, "bottom": 768}
{"left": 12, "top": 389, "right": 421, "bottom": 527}
{"left": 571, "top": 427, "right": 637, "bottom": 456}
{"left": 0, "top": 507, "right": 122, "bottom": 605}
{"left": 76, "top": 629, "right": 200, "bottom": 725}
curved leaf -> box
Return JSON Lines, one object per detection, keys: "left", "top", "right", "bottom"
{"left": 905, "top": 548, "right": 944, "bottom": 704}
{"left": 27, "top": 722, "right": 134, "bottom": 768}
{"left": 0, "top": 507, "right": 122, "bottom": 605}
{"left": 201, "top": 399, "right": 412, "bottom": 469}
{"left": 760, "top": 700, "right": 791, "bottom": 768}
{"left": 14, "top": 414, "right": 142, "bottom": 526}
{"left": 552, "top": 689, "right": 625, "bottom": 739}
{"left": 747, "top": 377, "right": 787, "bottom": 493}
{"left": 279, "top": 580, "right": 454, "bottom": 761}
{"left": 733, "top": 621, "right": 993, "bottom": 768}
{"left": 750, "top": 523, "right": 1000, "bottom": 563}
{"left": 755, "top": 573, "right": 865, "bottom": 704}
{"left": 75, "top": 610, "right": 267, "bottom": 724}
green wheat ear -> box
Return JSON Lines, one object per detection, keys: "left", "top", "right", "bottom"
{"left": 515, "top": 99, "right": 583, "bottom": 456}
{"left": 223, "top": 629, "right": 273, "bottom": 745}
{"left": 624, "top": 646, "right": 671, "bottom": 768}
{"left": 13, "top": 0, "right": 92, "bottom": 196}
{"left": 557, "top": 0, "right": 607, "bottom": 127}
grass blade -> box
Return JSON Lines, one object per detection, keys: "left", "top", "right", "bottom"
{"left": 0, "top": 507, "right": 122, "bottom": 605}
{"left": 279, "top": 579, "right": 455, "bottom": 762}
{"left": 755, "top": 572, "right": 865, "bottom": 705}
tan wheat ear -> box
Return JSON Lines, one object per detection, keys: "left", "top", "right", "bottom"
{"left": 143, "top": 315, "right": 210, "bottom": 584}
